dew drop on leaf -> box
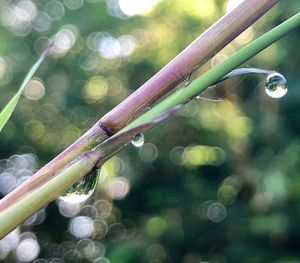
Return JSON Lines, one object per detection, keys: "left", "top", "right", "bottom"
{"left": 131, "top": 133, "right": 144, "bottom": 148}
{"left": 59, "top": 168, "right": 100, "bottom": 203}
{"left": 265, "top": 73, "right": 287, "bottom": 98}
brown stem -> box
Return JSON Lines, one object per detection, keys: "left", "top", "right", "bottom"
{"left": 0, "top": 0, "right": 278, "bottom": 212}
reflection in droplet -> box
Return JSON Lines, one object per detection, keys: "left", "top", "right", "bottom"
{"left": 131, "top": 133, "right": 144, "bottom": 148}
{"left": 265, "top": 73, "right": 287, "bottom": 99}
{"left": 59, "top": 169, "right": 99, "bottom": 203}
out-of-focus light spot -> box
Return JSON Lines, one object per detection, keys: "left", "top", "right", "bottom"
{"left": 0, "top": 57, "right": 8, "bottom": 80}
{"left": 25, "top": 120, "right": 45, "bottom": 140}
{"left": 251, "top": 192, "right": 272, "bottom": 212}
{"left": 177, "top": 0, "right": 216, "bottom": 19}
{"left": 80, "top": 205, "right": 98, "bottom": 219}
{"left": 94, "top": 200, "right": 112, "bottom": 219}
{"left": 76, "top": 239, "right": 95, "bottom": 259}
{"left": 86, "top": 32, "right": 109, "bottom": 51}
{"left": 106, "top": 177, "right": 130, "bottom": 200}
{"left": 98, "top": 36, "right": 120, "bottom": 59}
{"left": 24, "top": 79, "right": 45, "bottom": 100}
{"left": 69, "top": 216, "right": 94, "bottom": 238}
{"left": 226, "top": 0, "right": 245, "bottom": 13}
{"left": 53, "top": 25, "right": 78, "bottom": 55}
{"left": 207, "top": 202, "right": 227, "bottom": 222}
{"left": 8, "top": 154, "right": 28, "bottom": 170}
{"left": 118, "top": 35, "right": 136, "bottom": 56}
{"left": 58, "top": 200, "right": 81, "bottom": 217}
{"left": 34, "top": 36, "right": 50, "bottom": 55}
{"left": 107, "top": 223, "right": 126, "bottom": 242}
{"left": 47, "top": 72, "right": 70, "bottom": 92}
{"left": 169, "top": 146, "right": 184, "bottom": 165}
{"left": 146, "top": 217, "right": 166, "bottom": 237}
{"left": 32, "top": 11, "right": 52, "bottom": 32}
{"left": 139, "top": 143, "right": 158, "bottom": 162}
{"left": 62, "top": 249, "right": 82, "bottom": 262}
{"left": 217, "top": 185, "right": 237, "bottom": 205}
{"left": 79, "top": 52, "right": 100, "bottom": 72}
{"left": 90, "top": 242, "right": 106, "bottom": 259}
{"left": 63, "top": 0, "right": 84, "bottom": 10}
{"left": 118, "top": 0, "right": 160, "bottom": 16}
{"left": 83, "top": 76, "right": 108, "bottom": 103}
{"left": 45, "top": 0, "right": 65, "bottom": 20}
{"left": 62, "top": 124, "right": 82, "bottom": 146}
{"left": 226, "top": 116, "right": 253, "bottom": 138}
{"left": 16, "top": 0, "right": 37, "bottom": 20}
{"left": 15, "top": 238, "right": 40, "bottom": 262}
{"left": 0, "top": 1, "right": 38, "bottom": 36}
{"left": 0, "top": 228, "right": 20, "bottom": 259}
{"left": 93, "top": 219, "right": 108, "bottom": 239}
{"left": 263, "top": 172, "right": 287, "bottom": 202}
{"left": 146, "top": 243, "right": 166, "bottom": 261}
{"left": 182, "top": 145, "right": 225, "bottom": 167}
{"left": 0, "top": 172, "right": 17, "bottom": 195}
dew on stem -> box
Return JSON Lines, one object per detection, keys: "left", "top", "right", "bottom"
{"left": 131, "top": 133, "right": 144, "bottom": 148}
{"left": 59, "top": 168, "right": 100, "bottom": 203}
{"left": 265, "top": 72, "right": 287, "bottom": 98}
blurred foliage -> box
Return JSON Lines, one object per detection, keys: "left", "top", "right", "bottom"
{"left": 0, "top": 0, "right": 300, "bottom": 262}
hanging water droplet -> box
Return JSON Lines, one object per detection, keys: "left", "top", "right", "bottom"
{"left": 131, "top": 133, "right": 144, "bottom": 148}
{"left": 265, "top": 73, "right": 287, "bottom": 98}
{"left": 59, "top": 168, "right": 100, "bottom": 203}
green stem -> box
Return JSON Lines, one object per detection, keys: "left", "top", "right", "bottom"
{"left": 121, "top": 12, "right": 300, "bottom": 133}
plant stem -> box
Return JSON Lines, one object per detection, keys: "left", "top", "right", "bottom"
{"left": 0, "top": 0, "right": 278, "bottom": 212}
{"left": 0, "top": 150, "right": 101, "bottom": 238}
{"left": 121, "top": 12, "right": 300, "bottom": 132}
{"left": 1, "top": 11, "right": 299, "bottom": 238}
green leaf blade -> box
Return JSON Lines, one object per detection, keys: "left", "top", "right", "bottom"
{"left": 0, "top": 47, "right": 50, "bottom": 132}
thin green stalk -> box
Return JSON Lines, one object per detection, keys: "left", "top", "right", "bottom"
{"left": 121, "top": 12, "right": 300, "bottom": 133}
{"left": 0, "top": 12, "right": 299, "bottom": 239}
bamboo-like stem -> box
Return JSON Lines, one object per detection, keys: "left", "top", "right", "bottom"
{"left": 121, "top": 12, "right": 300, "bottom": 133}
{"left": 0, "top": 0, "right": 278, "bottom": 212}
{"left": 1, "top": 11, "right": 299, "bottom": 238}
{"left": 100, "top": 0, "right": 279, "bottom": 133}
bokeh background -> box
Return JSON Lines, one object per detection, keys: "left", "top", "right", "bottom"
{"left": 0, "top": 0, "right": 300, "bottom": 262}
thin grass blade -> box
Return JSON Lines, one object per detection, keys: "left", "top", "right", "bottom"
{"left": 0, "top": 45, "right": 52, "bottom": 132}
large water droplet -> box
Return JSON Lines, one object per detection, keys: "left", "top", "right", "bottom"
{"left": 265, "top": 73, "right": 287, "bottom": 98}
{"left": 131, "top": 133, "right": 144, "bottom": 148}
{"left": 59, "top": 168, "right": 99, "bottom": 203}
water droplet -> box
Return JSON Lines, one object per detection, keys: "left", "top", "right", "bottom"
{"left": 59, "top": 168, "right": 100, "bottom": 203}
{"left": 265, "top": 73, "right": 287, "bottom": 98}
{"left": 131, "top": 133, "right": 144, "bottom": 148}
